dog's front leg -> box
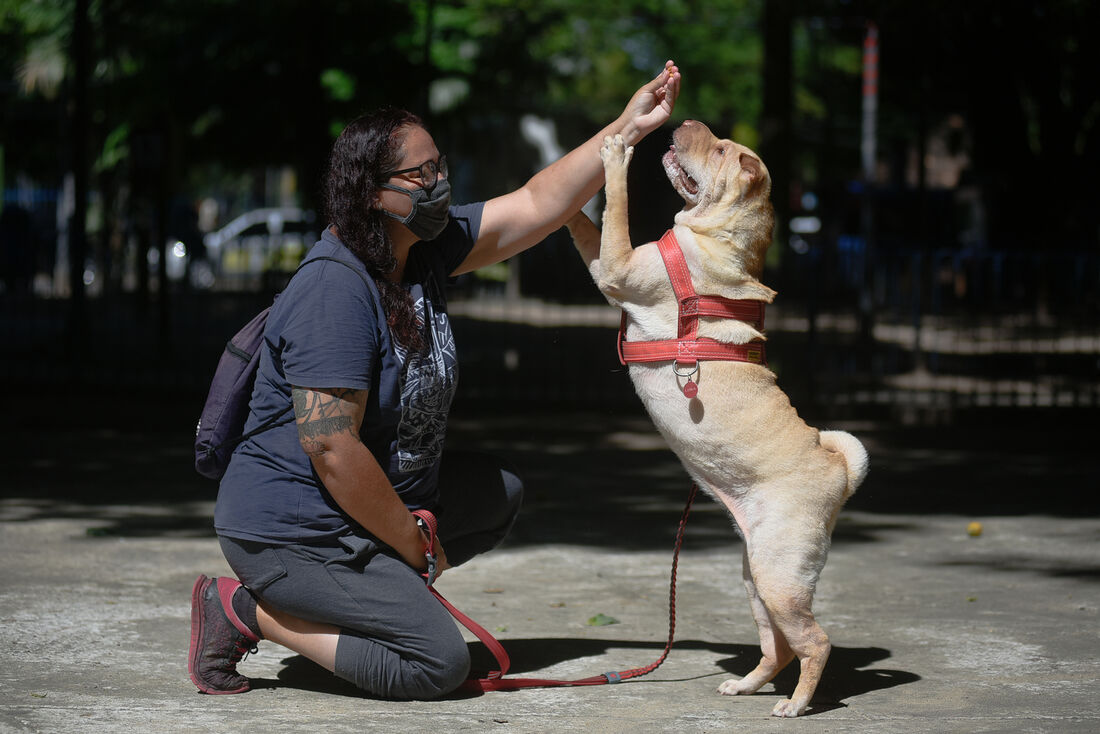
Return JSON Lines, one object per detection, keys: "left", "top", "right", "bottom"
{"left": 565, "top": 210, "right": 602, "bottom": 286}
{"left": 596, "top": 135, "right": 636, "bottom": 300}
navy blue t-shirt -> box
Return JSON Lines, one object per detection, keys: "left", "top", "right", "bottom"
{"left": 214, "top": 202, "right": 483, "bottom": 544}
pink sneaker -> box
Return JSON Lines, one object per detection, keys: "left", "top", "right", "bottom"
{"left": 188, "top": 575, "right": 260, "bottom": 694}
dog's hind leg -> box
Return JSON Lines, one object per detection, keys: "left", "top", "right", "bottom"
{"left": 762, "top": 593, "right": 830, "bottom": 717}
{"left": 717, "top": 546, "right": 796, "bottom": 697}
{"left": 720, "top": 518, "right": 833, "bottom": 717}
{"left": 757, "top": 556, "right": 831, "bottom": 715}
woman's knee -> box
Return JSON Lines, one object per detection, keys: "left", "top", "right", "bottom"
{"left": 413, "top": 635, "right": 471, "bottom": 698}
{"left": 334, "top": 629, "right": 470, "bottom": 700}
{"left": 500, "top": 461, "right": 524, "bottom": 518}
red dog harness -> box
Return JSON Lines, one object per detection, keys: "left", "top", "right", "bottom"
{"left": 617, "top": 229, "right": 767, "bottom": 397}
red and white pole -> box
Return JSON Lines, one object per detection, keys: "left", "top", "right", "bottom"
{"left": 861, "top": 22, "right": 879, "bottom": 182}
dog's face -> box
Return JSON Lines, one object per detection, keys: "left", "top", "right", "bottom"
{"left": 662, "top": 120, "right": 774, "bottom": 275}
{"left": 662, "top": 119, "right": 770, "bottom": 209}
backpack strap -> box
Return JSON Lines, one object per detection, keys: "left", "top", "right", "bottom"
{"left": 301, "top": 255, "right": 372, "bottom": 288}
{"left": 235, "top": 255, "right": 373, "bottom": 440}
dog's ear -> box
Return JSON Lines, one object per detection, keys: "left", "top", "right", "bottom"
{"left": 738, "top": 153, "right": 763, "bottom": 188}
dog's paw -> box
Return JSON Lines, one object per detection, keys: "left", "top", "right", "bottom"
{"left": 600, "top": 134, "right": 633, "bottom": 172}
{"left": 770, "top": 698, "right": 807, "bottom": 718}
{"left": 717, "top": 678, "right": 755, "bottom": 697}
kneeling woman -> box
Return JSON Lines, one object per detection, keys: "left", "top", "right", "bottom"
{"left": 189, "top": 62, "right": 680, "bottom": 699}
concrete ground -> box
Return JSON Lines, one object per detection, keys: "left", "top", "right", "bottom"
{"left": 1, "top": 396, "right": 1098, "bottom": 733}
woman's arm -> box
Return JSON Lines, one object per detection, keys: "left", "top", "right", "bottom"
{"left": 452, "top": 60, "right": 681, "bottom": 275}
{"left": 292, "top": 386, "right": 449, "bottom": 574}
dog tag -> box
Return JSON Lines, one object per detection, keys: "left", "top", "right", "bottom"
{"left": 683, "top": 380, "right": 698, "bottom": 398}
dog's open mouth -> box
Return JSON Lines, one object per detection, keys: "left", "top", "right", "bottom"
{"left": 663, "top": 146, "right": 699, "bottom": 196}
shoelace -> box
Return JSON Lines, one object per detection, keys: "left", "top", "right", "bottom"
{"left": 227, "top": 635, "right": 258, "bottom": 665}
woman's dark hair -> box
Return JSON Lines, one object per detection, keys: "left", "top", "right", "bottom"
{"left": 323, "top": 107, "right": 426, "bottom": 353}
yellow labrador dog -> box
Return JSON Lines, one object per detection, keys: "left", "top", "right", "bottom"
{"left": 566, "top": 121, "right": 868, "bottom": 717}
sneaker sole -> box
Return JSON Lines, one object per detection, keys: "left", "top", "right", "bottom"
{"left": 188, "top": 574, "right": 250, "bottom": 695}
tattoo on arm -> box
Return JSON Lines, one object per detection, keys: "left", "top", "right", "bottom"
{"left": 292, "top": 388, "right": 364, "bottom": 457}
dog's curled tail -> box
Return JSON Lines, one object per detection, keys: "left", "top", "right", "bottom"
{"left": 820, "top": 430, "right": 869, "bottom": 499}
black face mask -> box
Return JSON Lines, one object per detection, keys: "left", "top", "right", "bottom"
{"left": 379, "top": 179, "right": 451, "bottom": 241}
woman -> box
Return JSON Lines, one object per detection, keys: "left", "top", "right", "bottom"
{"left": 189, "top": 61, "right": 681, "bottom": 699}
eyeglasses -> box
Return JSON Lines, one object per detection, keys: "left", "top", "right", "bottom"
{"left": 382, "top": 155, "right": 448, "bottom": 193}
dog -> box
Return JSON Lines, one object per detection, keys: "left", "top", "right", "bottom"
{"left": 565, "top": 121, "right": 869, "bottom": 717}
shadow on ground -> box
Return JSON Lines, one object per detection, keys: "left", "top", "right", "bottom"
{"left": 4, "top": 392, "right": 1097, "bottom": 548}
{"left": 241, "top": 636, "right": 918, "bottom": 715}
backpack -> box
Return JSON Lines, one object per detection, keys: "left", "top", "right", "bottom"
{"left": 194, "top": 255, "right": 370, "bottom": 480}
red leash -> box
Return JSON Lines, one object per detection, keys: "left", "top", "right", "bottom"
{"left": 413, "top": 483, "right": 698, "bottom": 691}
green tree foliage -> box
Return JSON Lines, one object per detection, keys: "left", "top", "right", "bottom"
{"left": 3, "top": 0, "right": 425, "bottom": 203}
{"left": 1, "top": 0, "right": 1096, "bottom": 252}
{"left": 2, "top": 0, "right": 775, "bottom": 192}
{"left": 424, "top": 0, "right": 767, "bottom": 139}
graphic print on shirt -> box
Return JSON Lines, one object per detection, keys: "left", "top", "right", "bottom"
{"left": 393, "top": 280, "right": 458, "bottom": 473}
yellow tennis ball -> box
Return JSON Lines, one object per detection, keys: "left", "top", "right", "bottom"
{"left": 967, "top": 521, "right": 983, "bottom": 537}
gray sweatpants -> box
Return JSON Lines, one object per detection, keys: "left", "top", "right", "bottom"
{"left": 218, "top": 451, "right": 523, "bottom": 699}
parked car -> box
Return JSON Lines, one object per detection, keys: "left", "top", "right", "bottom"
{"left": 203, "top": 207, "right": 318, "bottom": 288}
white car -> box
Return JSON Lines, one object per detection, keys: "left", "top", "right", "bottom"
{"left": 203, "top": 207, "right": 317, "bottom": 287}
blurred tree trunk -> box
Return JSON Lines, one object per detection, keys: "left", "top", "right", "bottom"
{"left": 761, "top": 0, "right": 792, "bottom": 264}
{"left": 66, "top": 0, "right": 90, "bottom": 376}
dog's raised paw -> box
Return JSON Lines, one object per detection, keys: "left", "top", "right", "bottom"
{"left": 600, "top": 134, "right": 633, "bottom": 170}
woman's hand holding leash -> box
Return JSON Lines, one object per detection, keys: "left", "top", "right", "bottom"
{"left": 412, "top": 509, "right": 450, "bottom": 584}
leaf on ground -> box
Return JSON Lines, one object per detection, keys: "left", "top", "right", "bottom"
{"left": 586, "top": 613, "right": 620, "bottom": 626}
